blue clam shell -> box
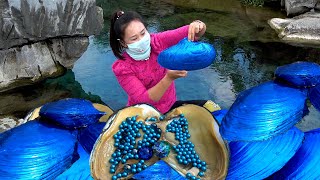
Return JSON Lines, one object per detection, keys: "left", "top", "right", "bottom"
{"left": 78, "top": 122, "right": 106, "bottom": 153}
{"left": 270, "top": 128, "right": 320, "bottom": 179}
{"left": 309, "top": 84, "right": 320, "bottom": 112}
{"left": 56, "top": 144, "right": 93, "bottom": 180}
{"left": 226, "top": 127, "right": 304, "bottom": 180}
{"left": 212, "top": 109, "right": 228, "bottom": 125}
{"left": 275, "top": 61, "right": 320, "bottom": 87}
{"left": 132, "top": 160, "right": 186, "bottom": 180}
{"left": 0, "top": 121, "right": 78, "bottom": 180}
{"left": 40, "top": 98, "right": 106, "bottom": 129}
{"left": 220, "top": 81, "right": 307, "bottom": 141}
{"left": 158, "top": 38, "right": 216, "bottom": 71}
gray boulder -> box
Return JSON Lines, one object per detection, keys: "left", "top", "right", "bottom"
{"left": 0, "top": 0, "right": 103, "bottom": 50}
{"left": 284, "top": 0, "right": 319, "bottom": 16}
{"left": 0, "top": 0, "right": 103, "bottom": 92}
{"left": 0, "top": 37, "right": 89, "bottom": 92}
{"left": 268, "top": 12, "right": 320, "bottom": 46}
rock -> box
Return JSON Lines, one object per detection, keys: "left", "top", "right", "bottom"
{"left": 0, "top": 70, "right": 104, "bottom": 133}
{"left": 0, "top": 0, "right": 103, "bottom": 50}
{"left": 0, "top": 0, "right": 102, "bottom": 92}
{"left": 284, "top": 0, "right": 318, "bottom": 16}
{"left": 316, "top": 1, "right": 320, "bottom": 10}
{"left": 0, "top": 117, "right": 26, "bottom": 133}
{"left": 0, "top": 36, "right": 89, "bottom": 92}
{"left": 268, "top": 12, "right": 320, "bottom": 46}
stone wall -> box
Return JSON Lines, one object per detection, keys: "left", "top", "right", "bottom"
{"left": 0, "top": 0, "right": 103, "bottom": 92}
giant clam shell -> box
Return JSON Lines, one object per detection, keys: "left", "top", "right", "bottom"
{"left": 90, "top": 104, "right": 162, "bottom": 179}
{"left": 78, "top": 122, "right": 106, "bottom": 153}
{"left": 309, "top": 84, "right": 320, "bottom": 112}
{"left": 56, "top": 143, "right": 93, "bottom": 180}
{"left": 25, "top": 99, "right": 113, "bottom": 123}
{"left": 0, "top": 121, "right": 78, "bottom": 179}
{"left": 226, "top": 127, "right": 304, "bottom": 180}
{"left": 270, "top": 128, "right": 320, "bottom": 179}
{"left": 275, "top": 61, "right": 320, "bottom": 87}
{"left": 158, "top": 38, "right": 216, "bottom": 71}
{"left": 90, "top": 104, "right": 229, "bottom": 179}
{"left": 220, "top": 81, "right": 307, "bottom": 141}
{"left": 39, "top": 98, "right": 107, "bottom": 129}
{"left": 163, "top": 104, "right": 229, "bottom": 180}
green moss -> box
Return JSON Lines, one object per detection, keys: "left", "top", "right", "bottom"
{"left": 240, "top": 0, "right": 265, "bottom": 7}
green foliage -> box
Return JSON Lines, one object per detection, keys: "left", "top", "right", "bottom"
{"left": 240, "top": 0, "right": 265, "bottom": 6}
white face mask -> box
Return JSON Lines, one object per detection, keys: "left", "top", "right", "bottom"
{"left": 125, "top": 32, "right": 151, "bottom": 61}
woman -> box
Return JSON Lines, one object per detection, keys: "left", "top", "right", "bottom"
{"left": 110, "top": 10, "right": 215, "bottom": 114}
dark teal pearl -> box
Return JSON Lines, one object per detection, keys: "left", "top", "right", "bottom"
{"left": 191, "top": 176, "right": 196, "bottom": 180}
{"left": 117, "top": 173, "right": 122, "bottom": 178}
{"left": 121, "top": 159, "right": 126, "bottom": 163}
{"left": 110, "top": 168, "right": 115, "bottom": 173}
{"left": 137, "top": 167, "right": 142, "bottom": 172}
{"left": 197, "top": 164, "right": 202, "bottom": 168}
{"left": 122, "top": 172, "right": 128, "bottom": 177}
{"left": 112, "top": 175, "right": 117, "bottom": 180}
{"left": 186, "top": 173, "right": 192, "bottom": 177}
{"left": 198, "top": 171, "right": 204, "bottom": 177}
{"left": 132, "top": 169, "right": 137, "bottom": 173}
{"left": 193, "top": 162, "right": 197, "bottom": 167}
{"left": 201, "top": 161, "right": 206, "bottom": 166}
{"left": 109, "top": 159, "right": 115, "bottom": 163}
{"left": 201, "top": 166, "right": 207, "bottom": 171}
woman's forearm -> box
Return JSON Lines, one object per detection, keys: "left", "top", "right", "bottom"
{"left": 147, "top": 75, "right": 173, "bottom": 102}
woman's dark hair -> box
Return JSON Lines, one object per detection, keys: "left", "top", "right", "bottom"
{"left": 110, "top": 10, "right": 145, "bottom": 59}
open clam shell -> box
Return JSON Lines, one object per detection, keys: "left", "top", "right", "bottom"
{"left": 163, "top": 104, "right": 229, "bottom": 180}
{"left": 90, "top": 104, "right": 229, "bottom": 180}
{"left": 90, "top": 104, "right": 162, "bottom": 179}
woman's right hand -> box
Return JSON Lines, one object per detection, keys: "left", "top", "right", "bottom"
{"left": 165, "top": 70, "right": 188, "bottom": 81}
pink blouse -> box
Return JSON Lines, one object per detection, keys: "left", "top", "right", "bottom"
{"left": 112, "top": 25, "right": 189, "bottom": 113}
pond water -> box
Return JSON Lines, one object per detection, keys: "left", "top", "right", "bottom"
{"left": 1, "top": 0, "right": 320, "bottom": 131}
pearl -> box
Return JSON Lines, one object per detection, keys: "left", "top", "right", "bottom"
{"left": 198, "top": 171, "right": 204, "bottom": 177}
{"left": 138, "top": 146, "right": 153, "bottom": 160}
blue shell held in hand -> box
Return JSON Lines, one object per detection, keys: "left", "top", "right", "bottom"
{"left": 39, "top": 98, "right": 106, "bottom": 129}
{"left": 158, "top": 38, "right": 216, "bottom": 71}
{"left": 220, "top": 81, "right": 307, "bottom": 141}
{"left": 269, "top": 128, "right": 320, "bottom": 180}
{"left": 275, "top": 61, "right": 320, "bottom": 87}
{"left": 226, "top": 127, "right": 304, "bottom": 180}
{"left": 0, "top": 121, "right": 78, "bottom": 180}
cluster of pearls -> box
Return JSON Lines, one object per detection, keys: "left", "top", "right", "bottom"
{"left": 109, "top": 116, "right": 162, "bottom": 180}
{"left": 167, "top": 114, "right": 207, "bottom": 180}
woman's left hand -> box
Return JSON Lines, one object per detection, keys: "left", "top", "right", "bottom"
{"left": 188, "top": 20, "right": 206, "bottom": 41}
